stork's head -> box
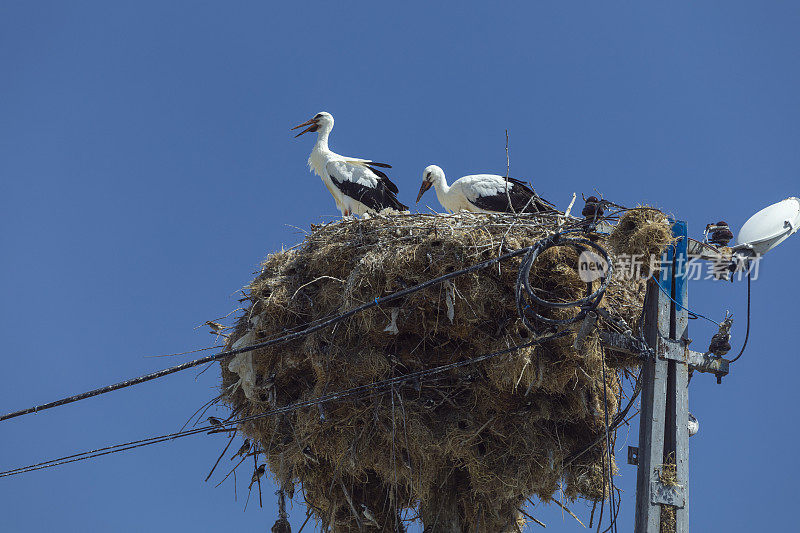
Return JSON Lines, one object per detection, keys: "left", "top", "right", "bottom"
{"left": 416, "top": 165, "right": 445, "bottom": 203}
{"left": 292, "top": 111, "right": 334, "bottom": 137}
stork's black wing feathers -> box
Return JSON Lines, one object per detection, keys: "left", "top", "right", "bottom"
{"left": 366, "top": 161, "right": 392, "bottom": 168}
{"left": 365, "top": 165, "right": 399, "bottom": 194}
{"left": 329, "top": 171, "right": 407, "bottom": 213}
{"left": 471, "top": 177, "right": 557, "bottom": 214}
{"left": 504, "top": 176, "right": 528, "bottom": 187}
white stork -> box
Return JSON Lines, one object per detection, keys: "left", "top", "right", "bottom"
{"left": 292, "top": 112, "right": 407, "bottom": 217}
{"left": 415, "top": 165, "right": 556, "bottom": 214}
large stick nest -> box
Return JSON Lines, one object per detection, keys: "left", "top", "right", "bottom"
{"left": 220, "top": 209, "right": 671, "bottom": 532}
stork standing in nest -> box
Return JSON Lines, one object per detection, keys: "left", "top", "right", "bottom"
{"left": 293, "top": 111, "right": 407, "bottom": 217}
{"left": 415, "top": 164, "right": 556, "bottom": 214}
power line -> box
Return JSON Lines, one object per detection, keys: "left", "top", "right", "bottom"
{"left": 1, "top": 230, "right": 591, "bottom": 423}
{"left": 0, "top": 426, "right": 213, "bottom": 477}
{"left": 1, "top": 224, "right": 638, "bottom": 486}
{"left": 0, "top": 332, "right": 569, "bottom": 478}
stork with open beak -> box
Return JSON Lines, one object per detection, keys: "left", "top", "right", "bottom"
{"left": 416, "top": 165, "right": 556, "bottom": 214}
{"left": 292, "top": 112, "right": 407, "bottom": 217}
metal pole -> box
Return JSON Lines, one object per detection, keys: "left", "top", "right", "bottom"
{"left": 634, "top": 221, "right": 690, "bottom": 532}
{"left": 669, "top": 221, "right": 690, "bottom": 530}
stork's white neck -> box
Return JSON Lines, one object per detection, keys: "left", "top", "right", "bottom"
{"left": 430, "top": 172, "right": 452, "bottom": 208}
{"left": 308, "top": 124, "right": 335, "bottom": 178}
{"left": 313, "top": 123, "right": 333, "bottom": 153}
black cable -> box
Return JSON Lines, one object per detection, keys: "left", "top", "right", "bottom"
{"left": 728, "top": 270, "right": 751, "bottom": 364}
{"left": 230, "top": 333, "right": 569, "bottom": 425}
{"left": 564, "top": 289, "right": 649, "bottom": 468}
{"left": 1, "top": 226, "right": 623, "bottom": 483}
{"left": 2, "top": 226, "right": 610, "bottom": 424}
{"left": 0, "top": 425, "right": 213, "bottom": 477}
{"left": 0, "top": 244, "right": 541, "bottom": 423}
{"left": 516, "top": 234, "right": 612, "bottom": 330}
{"left": 0, "top": 331, "right": 569, "bottom": 478}
{"left": 600, "top": 487, "right": 622, "bottom": 533}
{"left": 599, "top": 350, "right": 618, "bottom": 533}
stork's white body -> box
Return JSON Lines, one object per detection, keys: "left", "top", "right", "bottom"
{"left": 429, "top": 173, "right": 521, "bottom": 213}
{"left": 298, "top": 113, "right": 406, "bottom": 217}
{"left": 419, "top": 165, "right": 554, "bottom": 214}
{"left": 307, "top": 137, "right": 368, "bottom": 216}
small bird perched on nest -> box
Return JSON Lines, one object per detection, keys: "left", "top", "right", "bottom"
{"left": 415, "top": 165, "right": 556, "bottom": 214}
{"left": 249, "top": 464, "right": 266, "bottom": 489}
{"left": 207, "top": 416, "right": 226, "bottom": 429}
{"left": 582, "top": 195, "right": 604, "bottom": 220}
{"left": 361, "top": 504, "right": 381, "bottom": 528}
{"left": 580, "top": 195, "right": 607, "bottom": 238}
{"left": 231, "top": 439, "right": 250, "bottom": 460}
{"left": 293, "top": 111, "right": 407, "bottom": 217}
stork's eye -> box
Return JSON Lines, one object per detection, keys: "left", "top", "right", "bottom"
{"left": 314, "top": 113, "right": 323, "bottom": 119}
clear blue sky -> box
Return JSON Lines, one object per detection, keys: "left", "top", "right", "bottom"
{"left": 1, "top": 2, "right": 798, "bottom": 531}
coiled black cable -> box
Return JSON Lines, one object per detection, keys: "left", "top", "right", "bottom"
{"left": 515, "top": 231, "right": 613, "bottom": 331}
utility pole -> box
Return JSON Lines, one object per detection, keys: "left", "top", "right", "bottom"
{"left": 628, "top": 221, "right": 731, "bottom": 532}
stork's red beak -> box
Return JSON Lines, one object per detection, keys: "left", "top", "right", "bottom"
{"left": 416, "top": 181, "right": 432, "bottom": 203}
{"left": 292, "top": 118, "right": 319, "bottom": 137}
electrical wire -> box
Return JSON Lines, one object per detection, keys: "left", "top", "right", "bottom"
{"left": 650, "top": 274, "right": 721, "bottom": 327}
{"left": 0, "top": 332, "right": 569, "bottom": 479}
{"left": 564, "top": 289, "right": 649, "bottom": 468}
{"left": 1, "top": 226, "right": 625, "bottom": 486}
{"left": 728, "top": 270, "right": 751, "bottom": 363}
{"left": 0, "top": 425, "right": 213, "bottom": 477}
{"left": 0, "top": 244, "right": 542, "bottom": 423}
{"left": 516, "top": 234, "right": 613, "bottom": 329}
{"left": 599, "top": 349, "right": 618, "bottom": 533}
{"left": 1, "top": 227, "right": 609, "bottom": 424}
